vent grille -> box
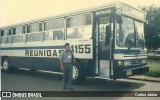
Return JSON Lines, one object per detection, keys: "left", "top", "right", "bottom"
{"left": 130, "top": 59, "right": 142, "bottom": 65}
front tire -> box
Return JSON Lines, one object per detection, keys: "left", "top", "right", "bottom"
{"left": 72, "top": 61, "right": 84, "bottom": 84}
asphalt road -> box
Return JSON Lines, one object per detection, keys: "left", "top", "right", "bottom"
{"left": 1, "top": 69, "right": 160, "bottom": 100}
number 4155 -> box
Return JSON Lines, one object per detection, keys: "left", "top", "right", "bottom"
{"left": 71, "top": 44, "right": 91, "bottom": 54}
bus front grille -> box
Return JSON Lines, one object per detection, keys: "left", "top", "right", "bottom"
{"left": 130, "top": 59, "right": 142, "bottom": 65}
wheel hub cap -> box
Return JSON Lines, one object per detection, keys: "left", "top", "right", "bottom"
{"left": 73, "top": 66, "right": 78, "bottom": 79}
{"left": 3, "top": 61, "right": 8, "bottom": 70}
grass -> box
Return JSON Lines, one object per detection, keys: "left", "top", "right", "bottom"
{"left": 145, "top": 58, "right": 160, "bottom": 77}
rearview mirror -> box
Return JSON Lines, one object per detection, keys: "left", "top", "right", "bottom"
{"left": 145, "top": 20, "right": 148, "bottom": 25}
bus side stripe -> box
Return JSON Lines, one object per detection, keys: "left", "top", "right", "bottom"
{"left": 0, "top": 46, "right": 64, "bottom": 50}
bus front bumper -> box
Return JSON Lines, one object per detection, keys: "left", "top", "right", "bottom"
{"left": 114, "top": 65, "right": 149, "bottom": 79}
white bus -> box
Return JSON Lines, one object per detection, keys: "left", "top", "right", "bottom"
{"left": 0, "top": 2, "right": 149, "bottom": 83}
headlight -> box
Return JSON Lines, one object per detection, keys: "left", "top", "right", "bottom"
{"left": 118, "top": 61, "right": 123, "bottom": 66}
{"left": 124, "top": 60, "right": 131, "bottom": 66}
{"left": 142, "top": 59, "right": 147, "bottom": 64}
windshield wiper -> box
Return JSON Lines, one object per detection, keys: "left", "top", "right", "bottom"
{"left": 127, "top": 39, "right": 134, "bottom": 50}
{"left": 135, "top": 25, "right": 145, "bottom": 49}
{"left": 124, "top": 33, "right": 134, "bottom": 50}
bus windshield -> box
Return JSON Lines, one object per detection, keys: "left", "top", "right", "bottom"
{"left": 116, "top": 16, "right": 144, "bottom": 48}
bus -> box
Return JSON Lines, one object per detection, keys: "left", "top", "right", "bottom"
{"left": 0, "top": 2, "right": 149, "bottom": 83}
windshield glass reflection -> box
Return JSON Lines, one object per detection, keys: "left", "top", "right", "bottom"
{"left": 116, "top": 16, "right": 144, "bottom": 48}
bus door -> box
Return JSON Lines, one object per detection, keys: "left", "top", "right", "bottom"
{"left": 95, "top": 16, "right": 112, "bottom": 78}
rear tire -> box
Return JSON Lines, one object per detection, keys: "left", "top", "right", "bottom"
{"left": 2, "top": 58, "right": 11, "bottom": 72}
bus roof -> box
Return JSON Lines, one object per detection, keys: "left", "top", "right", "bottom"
{"left": 0, "top": 1, "right": 144, "bottom": 29}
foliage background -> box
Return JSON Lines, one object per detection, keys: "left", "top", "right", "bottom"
{"left": 141, "top": 5, "right": 160, "bottom": 52}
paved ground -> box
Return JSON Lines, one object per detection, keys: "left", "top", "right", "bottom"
{"left": 1, "top": 69, "right": 160, "bottom": 100}
{"left": 128, "top": 75, "right": 160, "bottom": 82}
{"left": 1, "top": 69, "right": 160, "bottom": 91}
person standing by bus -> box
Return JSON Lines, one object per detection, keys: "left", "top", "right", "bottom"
{"left": 59, "top": 43, "right": 74, "bottom": 90}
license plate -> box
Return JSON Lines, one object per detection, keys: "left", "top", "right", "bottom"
{"left": 127, "top": 70, "right": 132, "bottom": 75}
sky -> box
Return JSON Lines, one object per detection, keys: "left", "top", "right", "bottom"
{"left": 0, "top": 0, "right": 160, "bottom": 27}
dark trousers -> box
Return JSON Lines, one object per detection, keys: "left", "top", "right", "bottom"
{"left": 63, "top": 63, "right": 73, "bottom": 88}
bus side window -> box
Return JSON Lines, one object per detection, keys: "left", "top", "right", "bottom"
{"left": 1, "top": 37, "right": 7, "bottom": 44}
{"left": 7, "top": 29, "right": 12, "bottom": 43}
{"left": 1, "top": 30, "right": 4, "bottom": 36}
{"left": 3, "top": 29, "right": 8, "bottom": 43}
{"left": 26, "top": 25, "right": 31, "bottom": 33}
{"left": 26, "top": 34, "right": 34, "bottom": 42}
{"left": 8, "top": 29, "right": 11, "bottom": 35}
{"left": 0, "top": 31, "right": 1, "bottom": 43}
{"left": 53, "top": 18, "right": 64, "bottom": 40}
{"left": 67, "top": 28, "right": 79, "bottom": 39}
{"left": 15, "top": 26, "right": 23, "bottom": 35}
{"left": 35, "top": 33, "right": 43, "bottom": 41}
{"left": 44, "top": 20, "right": 53, "bottom": 31}
{"left": 4, "top": 29, "right": 8, "bottom": 36}
{"left": 22, "top": 26, "right": 25, "bottom": 34}
{"left": 39, "top": 23, "right": 43, "bottom": 31}
{"left": 31, "top": 23, "right": 39, "bottom": 33}
{"left": 0, "top": 30, "right": 3, "bottom": 44}
{"left": 44, "top": 31, "right": 53, "bottom": 41}
{"left": 13, "top": 28, "right": 16, "bottom": 35}
{"left": 66, "top": 14, "right": 92, "bottom": 39}
{"left": 53, "top": 30, "right": 64, "bottom": 40}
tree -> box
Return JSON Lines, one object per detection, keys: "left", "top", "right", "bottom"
{"left": 141, "top": 5, "right": 160, "bottom": 53}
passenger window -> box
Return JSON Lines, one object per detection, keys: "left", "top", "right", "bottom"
{"left": 13, "top": 28, "right": 16, "bottom": 35}
{"left": 67, "top": 27, "right": 92, "bottom": 39}
{"left": 26, "top": 33, "right": 43, "bottom": 42}
{"left": 4, "top": 29, "right": 9, "bottom": 36}
{"left": 44, "top": 31, "right": 53, "bottom": 41}
{"left": 53, "top": 30, "right": 64, "bottom": 40}
{"left": 1, "top": 30, "right": 4, "bottom": 36}
{"left": 66, "top": 14, "right": 92, "bottom": 39}
{"left": 22, "top": 26, "right": 25, "bottom": 34}
{"left": 12, "top": 35, "right": 25, "bottom": 43}
{"left": 44, "top": 18, "right": 64, "bottom": 41}
{"left": 39, "top": 23, "right": 43, "bottom": 31}
{"left": 54, "top": 19, "right": 64, "bottom": 30}
{"left": 26, "top": 25, "right": 31, "bottom": 33}
{"left": 44, "top": 20, "right": 53, "bottom": 31}
{"left": 16, "top": 26, "right": 23, "bottom": 34}
{"left": 1, "top": 37, "right": 7, "bottom": 43}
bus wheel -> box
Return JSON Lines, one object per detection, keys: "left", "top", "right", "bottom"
{"left": 72, "top": 61, "right": 84, "bottom": 84}
{"left": 2, "top": 58, "right": 11, "bottom": 72}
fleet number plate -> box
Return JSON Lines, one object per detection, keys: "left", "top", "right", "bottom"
{"left": 127, "top": 70, "right": 132, "bottom": 75}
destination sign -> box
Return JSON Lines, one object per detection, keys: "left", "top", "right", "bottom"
{"left": 95, "top": 9, "right": 111, "bottom": 16}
